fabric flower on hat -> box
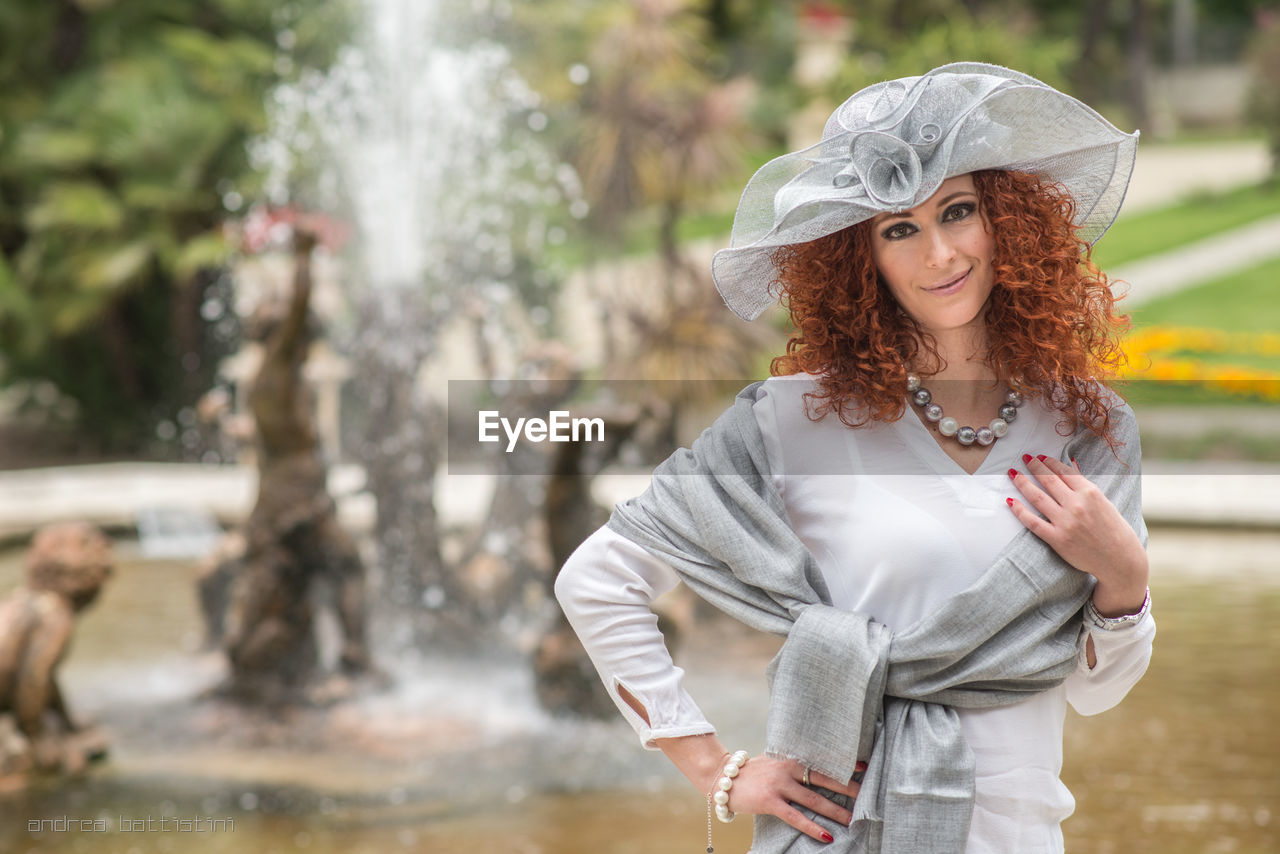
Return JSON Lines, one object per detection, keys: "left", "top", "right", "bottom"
{"left": 839, "top": 132, "right": 923, "bottom": 207}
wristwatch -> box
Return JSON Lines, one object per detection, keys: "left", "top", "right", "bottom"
{"left": 1085, "top": 587, "right": 1151, "bottom": 631}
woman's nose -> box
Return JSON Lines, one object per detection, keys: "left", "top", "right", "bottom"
{"left": 925, "top": 228, "right": 958, "bottom": 267}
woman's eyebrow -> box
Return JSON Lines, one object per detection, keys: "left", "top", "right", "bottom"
{"left": 931, "top": 191, "right": 976, "bottom": 208}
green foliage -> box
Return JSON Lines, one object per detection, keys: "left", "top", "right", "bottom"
{"left": 503, "top": 0, "right": 753, "bottom": 256}
{"left": 831, "top": 8, "right": 1075, "bottom": 99}
{"left": 0, "top": 0, "right": 349, "bottom": 454}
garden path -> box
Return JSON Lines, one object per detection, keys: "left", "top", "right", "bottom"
{"left": 1112, "top": 213, "right": 1280, "bottom": 307}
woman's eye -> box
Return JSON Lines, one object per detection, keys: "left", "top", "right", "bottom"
{"left": 881, "top": 223, "right": 915, "bottom": 240}
{"left": 944, "top": 202, "right": 976, "bottom": 222}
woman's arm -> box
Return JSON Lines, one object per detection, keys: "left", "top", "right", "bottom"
{"left": 555, "top": 526, "right": 859, "bottom": 844}
{"left": 554, "top": 527, "right": 716, "bottom": 744}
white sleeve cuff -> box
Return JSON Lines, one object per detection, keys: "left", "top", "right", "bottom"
{"left": 556, "top": 526, "right": 716, "bottom": 747}
{"left": 1068, "top": 605, "right": 1156, "bottom": 716}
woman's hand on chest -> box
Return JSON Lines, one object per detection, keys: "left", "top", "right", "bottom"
{"left": 1005, "top": 454, "right": 1149, "bottom": 616}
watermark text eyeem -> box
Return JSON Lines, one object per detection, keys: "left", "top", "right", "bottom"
{"left": 478, "top": 409, "right": 604, "bottom": 453}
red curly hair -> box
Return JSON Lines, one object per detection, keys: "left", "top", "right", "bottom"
{"left": 769, "top": 169, "right": 1130, "bottom": 444}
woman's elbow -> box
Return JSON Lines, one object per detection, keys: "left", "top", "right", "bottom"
{"left": 553, "top": 549, "right": 589, "bottom": 614}
{"left": 554, "top": 532, "right": 616, "bottom": 618}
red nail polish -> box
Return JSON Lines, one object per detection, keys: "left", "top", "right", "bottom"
{"left": 1006, "top": 497, "right": 1014, "bottom": 506}
{"left": 1036, "top": 454, "right": 1047, "bottom": 462}
{"left": 1007, "top": 468, "right": 1018, "bottom": 479}
{"left": 822, "top": 832, "right": 835, "bottom": 843}
{"left": 1022, "top": 454, "right": 1032, "bottom": 464}
{"left": 1071, "top": 457, "right": 1077, "bottom": 466}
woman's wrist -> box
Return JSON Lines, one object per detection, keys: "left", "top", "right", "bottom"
{"left": 1090, "top": 579, "right": 1149, "bottom": 619}
{"left": 655, "top": 732, "right": 732, "bottom": 794}
{"left": 1089, "top": 549, "right": 1149, "bottom": 618}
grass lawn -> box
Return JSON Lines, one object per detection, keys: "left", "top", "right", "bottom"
{"left": 1121, "top": 255, "right": 1280, "bottom": 408}
{"left": 1130, "top": 254, "right": 1280, "bottom": 333}
{"left": 1094, "top": 180, "right": 1280, "bottom": 269}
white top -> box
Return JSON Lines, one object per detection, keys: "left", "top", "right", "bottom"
{"left": 556, "top": 375, "right": 1155, "bottom": 854}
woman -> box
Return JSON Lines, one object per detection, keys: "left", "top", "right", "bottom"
{"left": 556, "top": 63, "right": 1154, "bottom": 854}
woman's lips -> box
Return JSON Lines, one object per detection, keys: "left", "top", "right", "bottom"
{"left": 925, "top": 268, "right": 970, "bottom": 296}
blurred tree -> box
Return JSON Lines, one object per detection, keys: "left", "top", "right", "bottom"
{"left": 0, "top": 0, "right": 349, "bottom": 455}
{"left": 1246, "top": 13, "right": 1280, "bottom": 176}
{"left": 1062, "top": 0, "right": 1269, "bottom": 124}
{"left": 1071, "top": 0, "right": 1120, "bottom": 107}
{"left": 570, "top": 1, "right": 726, "bottom": 252}
{"left": 1127, "top": 0, "right": 1153, "bottom": 131}
{"left": 830, "top": 4, "right": 1075, "bottom": 98}
{"left": 828, "top": 0, "right": 1207, "bottom": 130}
{"left": 563, "top": 0, "right": 771, "bottom": 394}
{"left": 1188, "top": 0, "right": 1267, "bottom": 59}
{"left": 503, "top": 0, "right": 759, "bottom": 367}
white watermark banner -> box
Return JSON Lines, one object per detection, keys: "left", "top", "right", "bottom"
{"left": 445, "top": 378, "right": 1279, "bottom": 475}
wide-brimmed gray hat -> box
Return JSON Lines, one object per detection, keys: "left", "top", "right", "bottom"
{"left": 713, "top": 62, "right": 1139, "bottom": 320}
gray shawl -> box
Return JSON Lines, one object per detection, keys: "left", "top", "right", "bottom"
{"left": 605, "top": 381, "right": 1145, "bottom": 853}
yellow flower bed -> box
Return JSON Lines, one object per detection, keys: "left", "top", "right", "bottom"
{"left": 1121, "top": 326, "right": 1280, "bottom": 401}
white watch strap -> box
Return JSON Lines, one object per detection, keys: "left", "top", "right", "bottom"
{"left": 1085, "top": 587, "right": 1151, "bottom": 631}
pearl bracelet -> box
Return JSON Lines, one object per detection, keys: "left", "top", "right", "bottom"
{"left": 712, "top": 750, "right": 751, "bottom": 824}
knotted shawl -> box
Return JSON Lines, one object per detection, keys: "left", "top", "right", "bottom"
{"left": 605, "top": 381, "right": 1145, "bottom": 853}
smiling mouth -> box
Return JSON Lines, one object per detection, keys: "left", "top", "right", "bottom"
{"left": 925, "top": 268, "right": 971, "bottom": 295}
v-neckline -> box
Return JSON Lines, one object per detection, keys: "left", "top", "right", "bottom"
{"left": 894, "top": 396, "right": 1026, "bottom": 478}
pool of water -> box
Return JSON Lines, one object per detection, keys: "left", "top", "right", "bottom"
{"left": 1, "top": 531, "right": 1277, "bottom": 853}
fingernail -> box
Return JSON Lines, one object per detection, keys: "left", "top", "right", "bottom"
{"left": 855, "top": 761, "right": 867, "bottom": 771}
{"left": 1007, "top": 468, "right": 1018, "bottom": 479}
{"left": 822, "top": 832, "right": 834, "bottom": 843}
{"left": 1036, "top": 454, "right": 1047, "bottom": 462}
{"left": 1071, "top": 456, "right": 1077, "bottom": 466}
{"left": 1006, "top": 497, "right": 1014, "bottom": 506}
{"left": 1021, "top": 454, "right": 1032, "bottom": 464}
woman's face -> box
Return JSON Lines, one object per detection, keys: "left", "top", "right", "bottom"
{"left": 868, "top": 174, "right": 995, "bottom": 338}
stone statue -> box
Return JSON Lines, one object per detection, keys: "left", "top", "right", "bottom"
{"left": 195, "top": 529, "right": 245, "bottom": 649}
{"left": 220, "top": 226, "right": 374, "bottom": 701}
{"left": 0, "top": 522, "right": 112, "bottom": 779}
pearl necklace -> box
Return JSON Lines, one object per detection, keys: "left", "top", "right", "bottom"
{"left": 907, "top": 373, "right": 1024, "bottom": 447}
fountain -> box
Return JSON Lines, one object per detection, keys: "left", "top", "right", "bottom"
{"left": 252, "top": 0, "right": 584, "bottom": 655}
{"left": 2, "top": 3, "right": 747, "bottom": 849}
